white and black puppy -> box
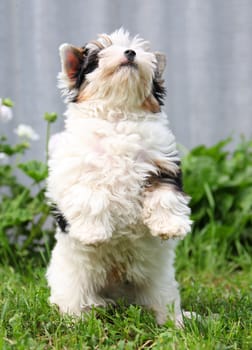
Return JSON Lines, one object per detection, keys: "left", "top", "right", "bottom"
{"left": 46, "top": 29, "right": 192, "bottom": 325}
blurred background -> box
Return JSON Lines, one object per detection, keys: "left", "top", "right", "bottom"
{"left": 1, "top": 0, "right": 252, "bottom": 160}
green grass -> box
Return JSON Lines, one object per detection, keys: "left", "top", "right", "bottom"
{"left": 0, "top": 241, "right": 251, "bottom": 350}
{"left": 1, "top": 139, "right": 252, "bottom": 349}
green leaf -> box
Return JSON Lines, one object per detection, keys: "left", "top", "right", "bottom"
{"left": 0, "top": 142, "right": 30, "bottom": 155}
{"left": 18, "top": 161, "right": 48, "bottom": 182}
{"left": 204, "top": 182, "right": 215, "bottom": 209}
{"left": 182, "top": 136, "right": 252, "bottom": 259}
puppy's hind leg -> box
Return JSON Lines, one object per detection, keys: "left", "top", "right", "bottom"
{"left": 46, "top": 232, "right": 107, "bottom": 316}
{"left": 133, "top": 241, "right": 182, "bottom": 325}
{"left": 135, "top": 277, "right": 182, "bottom": 325}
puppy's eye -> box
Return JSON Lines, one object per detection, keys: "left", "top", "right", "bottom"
{"left": 82, "top": 47, "right": 89, "bottom": 56}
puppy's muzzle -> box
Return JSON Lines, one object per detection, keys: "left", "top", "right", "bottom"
{"left": 124, "top": 49, "right": 136, "bottom": 62}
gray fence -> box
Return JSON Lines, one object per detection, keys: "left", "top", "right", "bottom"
{"left": 1, "top": 0, "right": 252, "bottom": 161}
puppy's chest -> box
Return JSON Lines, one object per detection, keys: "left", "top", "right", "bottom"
{"left": 88, "top": 121, "right": 156, "bottom": 165}
{"left": 67, "top": 118, "right": 165, "bottom": 226}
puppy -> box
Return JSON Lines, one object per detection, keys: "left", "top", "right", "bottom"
{"left": 46, "top": 29, "right": 192, "bottom": 325}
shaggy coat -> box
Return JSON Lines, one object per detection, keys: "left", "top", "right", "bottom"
{"left": 46, "top": 29, "right": 191, "bottom": 325}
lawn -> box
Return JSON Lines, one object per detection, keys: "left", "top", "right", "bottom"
{"left": 1, "top": 134, "right": 252, "bottom": 349}
{"left": 0, "top": 238, "right": 251, "bottom": 350}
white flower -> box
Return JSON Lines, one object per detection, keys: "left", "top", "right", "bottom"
{"left": 0, "top": 98, "right": 13, "bottom": 123}
{"left": 0, "top": 152, "right": 9, "bottom": 164}
{"left": 14, "top": 124, "right": 40, "bottom": 141}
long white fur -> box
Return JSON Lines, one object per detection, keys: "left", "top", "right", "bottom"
{"left": 46, "top": 29, "right": 192, "bottom": 325}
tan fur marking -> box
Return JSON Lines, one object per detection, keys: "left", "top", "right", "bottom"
{"left": 142, "top": 95, "right": 160, "bottom": 113}
{"left": 99, "top": 34, "right": 113, "bottom": 46}
{"left": 154, "top": 160, "right": 179, "bottom": 174}
{"left": 145, "top": 180, "right": 173, "bottom": 192}
{"left": 100, "top": 66, "right": 118, "bottom": 79}
{"left": 76, "top": 91, "right": 92, "bottom": 103}
{"left": 90, "top": 35, "right": 112, "bottom": 50}
{"left": 90, "top": 40, "right": 104, "bottom": 50}
{"left": 107, "top": 265, "right": 126, "bottom": 283}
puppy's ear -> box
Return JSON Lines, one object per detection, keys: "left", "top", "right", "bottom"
{"left": 152, "top": 52, "right": 166, "bottom": 107}
{"left": 58, "top": 44, "right": 85, "bottom": 95}
{"left": 155, "top": 52, "right": 166, "bottom": 79}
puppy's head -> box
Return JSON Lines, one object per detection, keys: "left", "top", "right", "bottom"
{"left": 58, "top": 28, "right": 166, "bottom": 112}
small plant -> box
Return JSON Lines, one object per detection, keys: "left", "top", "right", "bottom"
{"left": 180, "top": 138, "right": 252, "bottom": 270}
{"left": 0, "top": 99, "right": 57, "bottom": 264}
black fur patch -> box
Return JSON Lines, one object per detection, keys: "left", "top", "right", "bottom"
{"left": 51, "top": 205, "right": 69, "bottom": 233}
{"left": 74, "top": 48, "right": 100, "bottom": 90}
{"left": 147, "top": 162, "right": 183, "bottom": 192}
{"left": 157, "top": 169, "right": 183, "bottom": 192}
{"left": 152, "top": 79, "right": 166, "bottom": 106}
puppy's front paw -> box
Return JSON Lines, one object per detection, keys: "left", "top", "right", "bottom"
{"left": 144, "top": 212, "right": 191, "bottom": 240}
{"left": 142, "top": 189, "right": 192, "bottom": 240}
{"left": 156, "top": 216, "right": 191, "bottom": 239}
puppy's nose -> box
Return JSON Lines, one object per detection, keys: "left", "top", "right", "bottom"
{"left": 124, "top": 49, "right": 136, "bottom": 62}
